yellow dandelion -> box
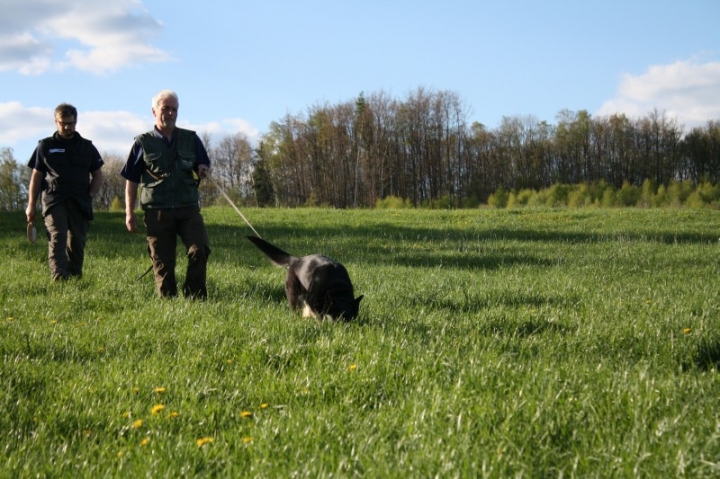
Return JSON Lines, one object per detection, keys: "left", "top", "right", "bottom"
{"left": 132, "top": 387, "right": 139, "bottom": 394}
{"left": 153, "top": 387, "right": 166, "bottom": 394}
{"left": 196, "top": 437, "right": 214, "bottom": 447}
{"left": 168, "top": 411, "right": 180, "bottom": 418}
{"left": 133, "top": 419, "right": 143, "bottom": 429}
{"left": 242, "top": 436, "right": 253, "bottom": 444}
{"left": 140, "top": 437, "right": 150, "bottom": 446}
{"left": 151, "top": 404, "right": 165, "bottom": 415}
{"left": 348, "top": 364, "right": 357, "bottom": 371}
{"left": 240, "top": 411, "right": 253, "bottom": 418}
{"left": 121, "top": 411, "right": 130, "bottom": 418}
{"left": 683, "top": 328, "right": 692, "bottom": 335}
{"left": 260, "top": 403, "right": 269, "bottom": 409}
{"left": 226, "top": 359, "right": 233, "bottom": 364}
{"left": 6, "top": 317, "right": 13, "bottom": 321}
{"left": 117, "top": 450, "right": 124, "bottom": 458}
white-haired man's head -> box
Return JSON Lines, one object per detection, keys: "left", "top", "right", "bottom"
{"left": 151, "top": 90, "right": 179, "bottom": 134}
{"left": 152, "top": 89, "right": 179, "bottom": 109}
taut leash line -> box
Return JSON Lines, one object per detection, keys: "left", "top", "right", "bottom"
{"left": 205, "top": 173, "right": 262, "bottom": 238}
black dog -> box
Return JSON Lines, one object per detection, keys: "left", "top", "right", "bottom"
{"left": 247, "top": 236, "right": 363, "bottom": 321}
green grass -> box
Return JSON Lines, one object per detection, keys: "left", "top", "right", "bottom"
{"left": 2, "top": 207, "right": 720, "bottom": 477}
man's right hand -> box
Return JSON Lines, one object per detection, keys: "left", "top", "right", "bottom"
{"left": 26, "top": 204, "right": 35, "bottom": 224}
{"left": 126, "top": 211, "right": 138, "bottom": 233}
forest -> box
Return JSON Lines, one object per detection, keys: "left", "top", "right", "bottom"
{"left": 1, "top": 87, "right": 719, "bottom": 211}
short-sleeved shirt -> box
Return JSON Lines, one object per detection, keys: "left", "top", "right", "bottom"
{"left": 29, "top": 131, "right": 103, "bottom": 218}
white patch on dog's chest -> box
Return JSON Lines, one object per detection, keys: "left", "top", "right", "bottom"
{"left": 302, "top": 303, "right": 316, "bottom": 318}
{"left": 301, "top": 303, "right": 333, "bottom": 321}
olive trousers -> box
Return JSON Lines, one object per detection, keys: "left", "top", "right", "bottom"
{"left": 143, "top": 207, "right": 210, "bottom": 299}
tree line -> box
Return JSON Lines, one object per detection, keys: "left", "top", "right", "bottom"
{"left": 253, "top": 88, "right": 720, "bottom": 208}
{"left": 1, "top": 86, "right": 719, "bottom": 212}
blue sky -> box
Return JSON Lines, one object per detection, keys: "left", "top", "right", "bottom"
{"left": 1, "top": 0, "right": 719, "bottom": 163}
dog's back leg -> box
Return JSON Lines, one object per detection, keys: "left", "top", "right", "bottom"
{"left": 284, "top": 272, "right": 304, "bottom": 311}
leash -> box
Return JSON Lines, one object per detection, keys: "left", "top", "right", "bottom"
{"left": 205, "top": 173, "right": 262, "bottom": 238}
{"left": 138, "top": 172, "right": 262, "bottom": 281}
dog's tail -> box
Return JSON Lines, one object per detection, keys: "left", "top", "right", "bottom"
{"left": 246, "top": 235, "right": 297, "bottom": 269}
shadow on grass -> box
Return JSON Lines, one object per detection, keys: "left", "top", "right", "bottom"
{"left": 215, "top": 221, "right": 719, "bottom": 247}
{"left": 456, "top": 289, "right": 576, "bottom": 312}
{"left": 3, "top": 332, "right": 105, "bottom": 365}
{"left": 201, "top": 222, "right": 718, "bottom": 273}
{"left": 3, "top": 211, "right": 716, "bottom": 268}
{"left": 694, "top": 338, "right": 720, "bottom": 371}
{"left": 208, "top": 277, "right": 286, "bottom": 304}
{"left": 392, "top": 316, "right": 574, "bottom": 348}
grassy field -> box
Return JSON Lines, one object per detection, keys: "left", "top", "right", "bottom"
{"left": 2, "top": 206, "right": 719, "bottom": 477}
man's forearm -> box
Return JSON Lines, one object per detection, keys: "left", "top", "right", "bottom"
{"left": 125, "top": 181, "right": 139, "bottom": 213}
{"left": 27, "top": 169, "right": 43, "bottom": 207}
{"left": 89, "top": 170, "right": 103, "bottom": 198}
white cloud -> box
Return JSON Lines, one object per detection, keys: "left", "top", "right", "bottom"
{"left": 0, "top": 101, "right": 50, "bottom": 145}
{"left": 195, "top": 119, "right": 261, "bottom": 143}
{"left": 0, "top": 0, "right": 172, "bottom": 74}
{"left": 597, "top": 57, "right": 720, "bottom": 130}
{"left": 80, "top": 110, "right": 153, "bottom": 155}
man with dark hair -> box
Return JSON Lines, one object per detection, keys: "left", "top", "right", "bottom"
{"left": 26, "top": 103, "right": 104, "bottom": 281}
{"left": 121, "top": 90, "right": 211, "bottom": 299}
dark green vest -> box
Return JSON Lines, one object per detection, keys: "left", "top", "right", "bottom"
{"left": 136, "top": 128, "right": 199, "bottom": 209}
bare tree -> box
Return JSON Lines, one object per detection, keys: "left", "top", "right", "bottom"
{"left": 94, "top": 153, "right": 126, "bottom": 210}
{"left": 211, "top": 132, "right": 254, "bottom": 204}
{"left": 0, "top": 148, "right": 28, "bottom": 211}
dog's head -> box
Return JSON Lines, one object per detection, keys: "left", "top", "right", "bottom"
{"left": 327, "top": 295, "right": 364, "bottom": 321}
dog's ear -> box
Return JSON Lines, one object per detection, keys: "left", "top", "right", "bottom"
{"left": 355, "top": 295, "right": 364, "bottom": 305}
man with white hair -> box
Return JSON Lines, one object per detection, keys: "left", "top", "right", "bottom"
{"left": 121, "top": 90, "right": 211, "bottom": 299}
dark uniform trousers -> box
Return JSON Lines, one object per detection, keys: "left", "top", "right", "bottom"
{"left": 44, "top": 199, "right": 89, "bottom": 280}
{"left": 144, "top": 206, "right": 210, "bottom": 299}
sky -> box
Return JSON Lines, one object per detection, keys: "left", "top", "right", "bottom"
{"left": 1, "top": 0, "right": 719, "bottom": 163}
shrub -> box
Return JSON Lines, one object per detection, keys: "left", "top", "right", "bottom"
{"left": 110, "top": 196, "right": 124, "bottom": 212}
{"left": 527, "top": 189, "right": 549, "bottom": 207}
{"left": 487, "top": 187, "right": 509, "bottom": 208}
{"left": 695, "top": 181, "right": 720, "bottom": 204}
{"left": 461, "top": 195, "right": 482, "bottom": 208}
{"left": 665, "top": 180, "right": 694, "bottom": 206}
{"left": 376, "top": 195, "right": 411, "bottom": 209}
{"left": 423, "top": 194, "right": 457, "bottom": 209}
{"left": 640, "top": 179, "right": 657, "bottom": 207}
{"left": 655, "top": 184, "right": 667, "bottom": 206}
{"left": 617, "top": 181, "right": 641, "bottom": 206}
{"left": 685, "top": 191, "right": 707, "bottom": 209}
{"left": 601, "top": 187, "right": 617, "bottom": 207}
{"left": 568, "top": 184, "right": 595, "bottom": 208}
{"left": 684, "top": 181, "right": 720, "bottom": 208}
{"left": 545, "top": 183, "right": 574, "bottom": 207}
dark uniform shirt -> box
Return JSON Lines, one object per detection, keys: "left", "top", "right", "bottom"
{"left": 29, "top": 131, "right": 103, "bottom": 219}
